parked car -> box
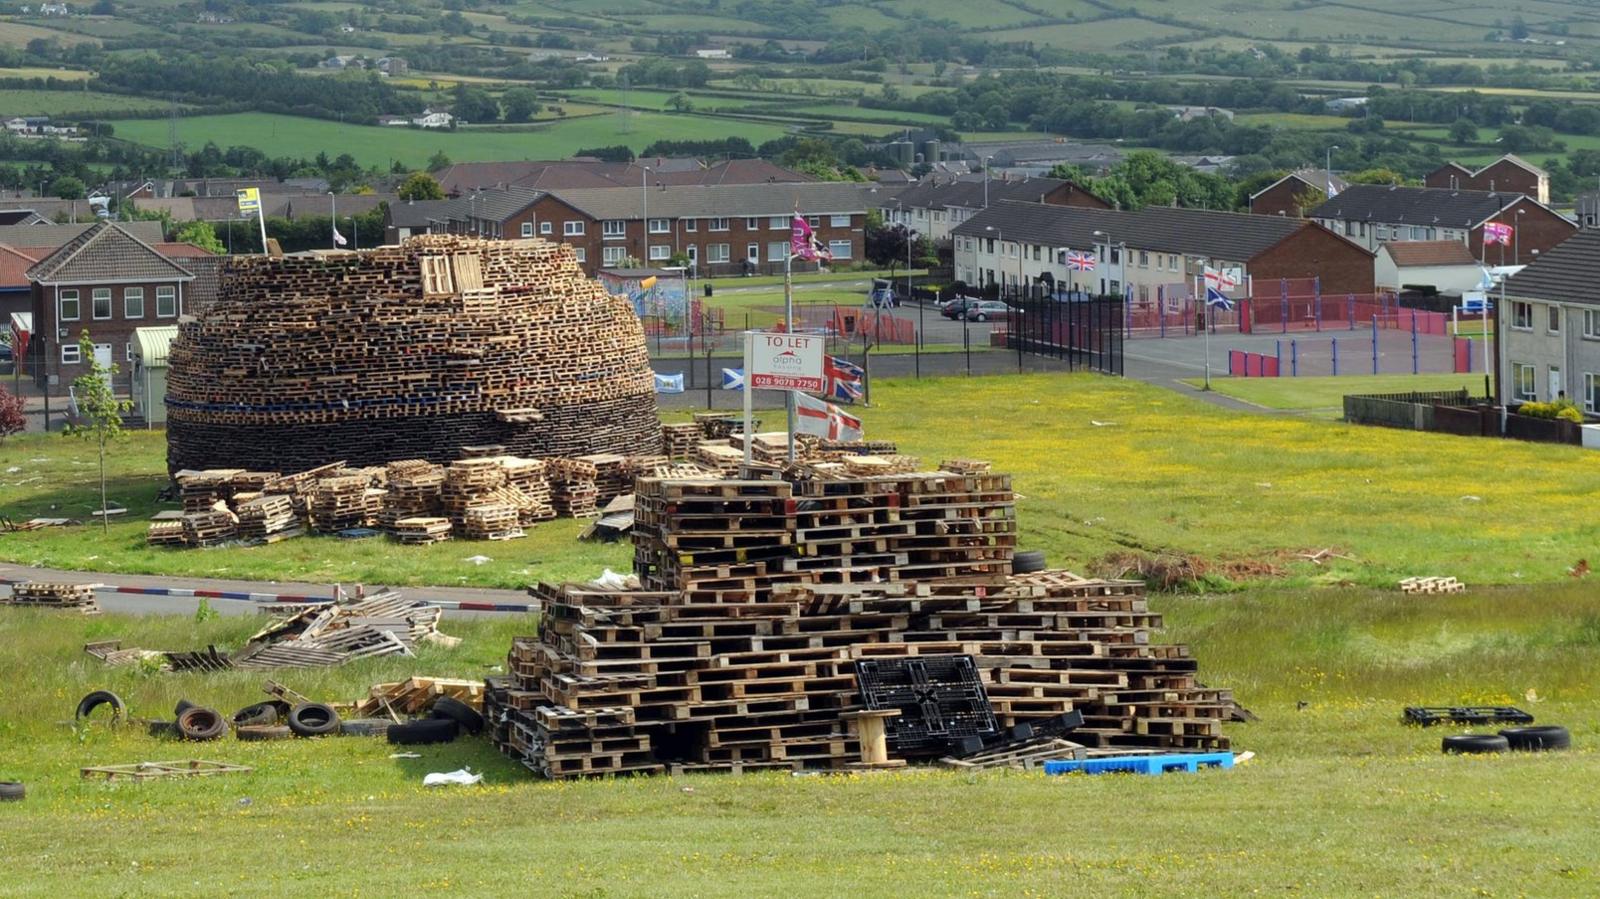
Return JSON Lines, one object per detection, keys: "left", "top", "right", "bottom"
{"left": 940, "top": 296, "right": 977, "bottom": 319}
{"left": 0, "top": 343, "right": 11, "bottom": 374}
{"left": 963, "top": 300, "right": 1016, "bottom": 322}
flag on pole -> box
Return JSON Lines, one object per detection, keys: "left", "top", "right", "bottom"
{"left": 791, "top": 214, "right": 834, "bottom": 263}
{"left": 793, "top": 391, "right": 862, "bottom": 440}
{"left": 1483, "top": 222, "right": 1513, "bottom": 246}
{"left": 1065, "top": 251, "right": 1096, "bottom": 272}
{"left": 720, "top": 368, "right": 744, "bottom": 390}
{"left": 653, "top": 372, "right": 684, "bottom": 394}
{"left": 235, "top": 187, "right": 261, "bottom": 214}
{"left": 333, "top": 227, "right": 348, "bottom": 247}
{"left": 1204, "top": 266, "right": 1241, "bottom": 292}
{"left": 825, "top": 355, "right": 864, "bottom": 403}
{"left": 1205, "top": 285, "right": 1234, "bottom": 311}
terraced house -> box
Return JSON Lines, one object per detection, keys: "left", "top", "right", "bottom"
{"left": 1496, "top": 229, "right": 1600, "bottom": 412}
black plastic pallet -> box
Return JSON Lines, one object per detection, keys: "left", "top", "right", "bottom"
{"left": 856, "top": 655, "right": 999, "bottom": 753}
{"left": 1403, "top": 706, "right": 1533, "bottom": 727}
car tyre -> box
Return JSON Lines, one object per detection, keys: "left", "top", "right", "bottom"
{"left": 236, "top": 724, "right": 293, "bottom": 742}
{"left": 1012, "top": 550, "right": 1047, "bottom": 574}
{"left": 338, "top": 718, "right": 394, "bottom": 737}
{"left": 231, "top": 702, "right": 280, "bottom": 728}
{"left": 429, "top": 697, "right": 485, "bottom": 736}
{"left": 0, "top": 781, "right": 23, "bottom": 802}
{"left": 74, "top": 690, "right": 126, "bottom": 723}
{"left": 287, "top": 703, "right": 340, "bottom": 738}
{"left": 1442, "top": 734, "right": 1509, "bottom": 754}
{"left": 176, "top": 707, "right": 228, "bottom": 742}
{"left": 387, "top": 718, "right": 459, "bottom": 746}
{"left": 1500, "top": 725, "right": 1570, "bottom": 751}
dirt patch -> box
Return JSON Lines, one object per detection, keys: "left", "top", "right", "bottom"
{"left": 1089, "top": 551, "right": 1285, "bottom": 591}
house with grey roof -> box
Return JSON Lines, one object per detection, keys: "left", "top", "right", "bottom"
{"left": 26, "top": 221, "right": 201, "bottom": 394}
{"left": 881, "top": 175, "right": 1107, "bottom": 243}
{"left": 1307, "top": 183, "right": 1574, "bottom": 264}
{"left": 1496, "top": 228, "right": 1600, "bottom": 411}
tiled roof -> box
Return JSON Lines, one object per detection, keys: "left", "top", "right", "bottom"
{"left": 386, "top": 197, "right": 469, "bottom": 228}
{"left": 26, "top": 221, "right": 194, "bottom": 285}
{"left": 1502, "top": 229, "right": 1598, "bottom": 305}
{"left": 952, "top": 200, "right": 1307, "bottom": 261}
{"left": 0, "top": 243, "right": 40, "bottom": 288}
{"left": 1380, "top": 240, "right": 1479, "bottom": 267}
{"left": 1250, "top": 169, "right": 1348, "bottom": 201}
{"left": 0, "top": 220, "right": 163, "bottom": 249}
{"left": 888, "top": 176, "right": 1079, "bottom": 211}
{"left": 181, "top": 255, "right": 226, "bottom": 314}
{"left": 547, "top": 182, "right": 892, "bottom": 220}
{"left": 1308, "top": 184, "right": 1518, "bottom": 228}
{"left": 433, "top": 158, "right": 813, "bottom": 195}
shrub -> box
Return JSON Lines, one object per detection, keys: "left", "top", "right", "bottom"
{"left": 1518, "top": 400, "right": 1584, "bottom": 423}
{"left": 0, "top": 385, "right": 23, "bottom": 442}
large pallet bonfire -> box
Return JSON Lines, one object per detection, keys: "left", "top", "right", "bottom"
{"left": 165, "top": 236, "right": 661, "bottom": 473}
{"left": 488, "top": 459, "right": 1234, "bottom": 777}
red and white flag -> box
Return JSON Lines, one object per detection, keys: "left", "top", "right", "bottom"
{"left": 1483, "top": 222, "right": 1513, "bottom": 246}
{"left": 793, "top": 391, "right": 862, "bottom": 441}
{"left": 791, "top": 214, "right": 834, "bottom": 264}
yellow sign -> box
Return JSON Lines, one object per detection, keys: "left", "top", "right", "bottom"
{"left": 236, "top": 187, "right": 261, "bottom": 214}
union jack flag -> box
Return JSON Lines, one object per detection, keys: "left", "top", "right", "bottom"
{"left": 1066, "top": 251, "right": 1096, "bottom": 272}
{"left": 825, "top": 355, "right": 864, "bottom": 403}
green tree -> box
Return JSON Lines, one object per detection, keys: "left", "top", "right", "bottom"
{"left": 451, "top": 84, "right": 500, "bottom": 123}
{"left": 666, "top": 92, "right": 693, "bottom": 113}
{"left": 1448, "top": 118, "right": 1478, "bottom": 144}
{"left": 426, "top": 150, "right": 452, "bottom": 172}
{"left": 397, "top": 171, "right": 444, "bottom": 201}
{"left": 502, "top": 87, "right": 543, "bottom": 123}
{"left": 171, "top": 220, "right": 224, "bottom": 254}
{"left": 49, "top": 176, "right": 85, "bottom": 199}
{"left": 63, "top": 332, "right": 131, "bottom": 534}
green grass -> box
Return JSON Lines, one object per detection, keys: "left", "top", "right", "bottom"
{"left": 0, "top": 88, "right": 171, "bottom": 115}
{"left": 6, "top": 373, "right": 1600, "bottom": 590}
{"left": 1182, "top": 373, "right": 1483, "bottom": 416}
{"left": 3, "top": 585, "right": 1599, "bottom": 894}
{"left": 109, "top": 111, "right": 794, "bottom": 169}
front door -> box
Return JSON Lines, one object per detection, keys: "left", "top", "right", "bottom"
{"left": 1550, "top": 365, "right": 1563, "bottom": 402}
{"left": 92, "top": 343, "right": 113, "bottom": 390}
{"left": 686, "top": 245, "right": 697, "bottom": 273}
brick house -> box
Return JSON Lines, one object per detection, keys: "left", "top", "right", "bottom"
{"left": 410, "top": 182, "right": 887, "bottom": 277}
{"left": 26, "top": 221, "right": 198, "bottom": 395}
{"left": 1307, "top": 184, "right": 1575, "bottom": 266}
{"left": 1425, "top": 155, "right": 1548, "bottom": 204}
{"left": 882, "top": 175, "right": 1108, "bottom": 243}
{"left": 1496, "top": 228, "right": 1600, "bottom": 410}
{"left": 950, "top": 200, "right": 1373, "bottom": 299}
{"left": 1248, "top": 169, "right": 1348, "bottom": 218}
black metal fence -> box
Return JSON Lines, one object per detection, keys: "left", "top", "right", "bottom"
{"left": 998, "top": 291, "right": 1124, "bottom": 376}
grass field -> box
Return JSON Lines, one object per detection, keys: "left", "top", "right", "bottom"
{"left": 1185, "top": 373, "right": 1482, "bottom": 416}
{"left": 1, "top": 584, "right": 1597, "bottom": 894}
{"left": 5, "top": 372, "right": 1599, "bottom": 590}
{"left": 110, "top": 111, "right": 794, "bottom": 169}
{"left": 0, "top": 88, "right": 171, "bottom": 115}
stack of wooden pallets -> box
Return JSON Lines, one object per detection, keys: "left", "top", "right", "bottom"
{"left": 394, "top": 517, "right": 453, "bottom": 544}
{"left": 380, "top": 461, "right": 444, "bottom": 530}
{"left": 310, "top": 474, "right": 375, "bottom": 532}
{"left": 660, "top": 423, "right": 701, "bottom": 459}
{"left": 577, "top": 453, "right": 631, "bottom": 505}
{"left": 501, "top": 457, "right": 555, "bottom": 525}
{"left": 181, "top": 509, "right": 238, "bottom": 546}
{"left": 3, "top": 581, "right": 101, "bottom": 614}
{"left": 235, "top": 494, "right": 301, "bottom": 542}
{"left": 548, "top": 458, "right": 600, "bottom": 518}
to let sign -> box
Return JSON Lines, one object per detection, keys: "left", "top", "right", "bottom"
{"left": 747, "top": 331, "right": 826, "bottom": 392}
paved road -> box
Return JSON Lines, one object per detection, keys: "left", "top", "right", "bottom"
{"left": 0, "top": 562, "right": 533, "bottom": 620}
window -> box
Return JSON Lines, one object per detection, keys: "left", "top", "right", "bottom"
{"left": 602, "top": 246, "right": 626, "bottom": 265}
{"left": 1585, "top": 309, "right": 1600, "bottom": 339}
{"left": 520, "top": 222, "right": 533, "bottom": 238}
{"left": 1514, "top": 363, "right": 1537, "bottom": 401}
{"left": 123, "top": 287, "right": 144, "bottom": 319}
{"left": 768, "top": 216, "right": 786, "bottom": 230}
{"left": 767, "top": 241, "right": 786, "bottom": 261}
{"left": 92, "top": 288, "right": 111, "bottom": 320}
{"left": 1511, "top": 301, "right": 1533, "bottom": 330}
{"left": 648, "top": 218, "right": 669, "bottom": 234}
{"left": 745, "top": 217, "right": 759, "bottom": 230}
{"left": 830, "top": 214, "right": 850, "bottom": 227}
{"left": 648, "top": 245, "right": 671, "bottom": 261}
{"left": 933, "top": 211, "right": 944, "bottom": 223}
{"left": 708, "top": 218, "right": 729, "bottom": 231}
{"left": 421, "top": 256, "right": 454, "bottom": 294}
{"left": 125, "top": 341, "right": 134, "bottom": 362}
{"left": 540, "top": 222, "right": 552, "bottom": 235}
{"left": 1375, "top": 226, "right": 1389, "bottom": 241}
{"left": 915, "top": 209, "right": 925, "bottom": 220}
{"left": 828, "top": 240, "right": 851, "bottom": 260}
{"left": 563, "top": 221, "right": 585, "bottom": 236}
{"left": 156, "top": 286, "right": 176, "bottom": 317}
{"left": 58, "top": 288, "right": 79, "bottom": 321}
{"left": 60, "top": 343, "right": 80, "bottom": 365}
{"left": 1032, "top": 246, "right": 1041, "bottom": 261}
{"left": 684, "top": 218, "right": 698, "bottom": 232}
{"left": 1586, "top": 373, "right": 1598, "bottom": 413}
{"left": 572, "top": 247, "right": 586, "bottom": 263}
{"left": 602, "top": 220, "right": 626, "bottom": 238}
{"left": 1548, "top": 305, "right": 1561, "bottom": 333}
{"left": 707, "top": 243, "right": 730, "bottom": 263}
{"left": 807, "top": 216, "right": 820, "bottom": 227}
{"left": 985, "top": 238, "right": 995, "bottom": 255}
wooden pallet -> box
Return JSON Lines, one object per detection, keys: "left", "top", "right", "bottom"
{"left": 1399, "top": 576, "right": 1465, "bottom": 594}
{"left": 81, "top": 760, "right": 252, "bottom": 781}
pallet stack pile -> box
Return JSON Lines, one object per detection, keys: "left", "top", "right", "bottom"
{"left": 165, "top": 235, "right": 663, "bottom": 474}
{"left": 236, "top": 494, "right": 300, "bottom": 542}
{"left": 181, "top": 509, "right": 238, "bottom": 546}
{"left": 490, "top": 568, "right": 1232, "bottom": 778}
{"left": 3, "top": 582, "right": 100, "bottom": 614}
{"left": 501, "top": 458, "right": 555, "bottom": 525}
{"left": 310, "top": 474, "right": 380, "bottom": 532}
{"left": 661, "top": 423, "right": 701, "bottom": 459}
{"left": 578, "top": 454, "right": 632, "bottom": 504}
{"left": 548, "top": 458, "right": 599, "bottom": 518}
{"left": 379, "top": 461, "right": 444, "bottom": 529}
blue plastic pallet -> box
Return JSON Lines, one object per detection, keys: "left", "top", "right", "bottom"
{"left": 1043, "top": 751, "right": 1235, "bottom": 776}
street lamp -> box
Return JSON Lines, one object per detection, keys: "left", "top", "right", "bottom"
{"left": 1326, "top": 145, "right": 1339, "bottom": 198}
{"left": 985, "top": 225, "right": 1005, "bottom": 298}
{"left": 982, "top": 155, "right": 995, "bottom": 208}
{"left": 640, "top": 165, "right": 652, "bottom": 266}
{"left": 1514, "top": 207, "right": 1525, "bottom": 266}
{"left": 1092, "top": 229, "right": 1122, "bottom": 297}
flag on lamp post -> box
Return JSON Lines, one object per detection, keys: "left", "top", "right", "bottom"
{"left": 793, "top": 391, "right": 862, "bottom": 440}
{"left": 791, "top": 214, "right": 834, "bottom": 263}
{"left": 333, "top": 228, "right": 348, "bottom": 247}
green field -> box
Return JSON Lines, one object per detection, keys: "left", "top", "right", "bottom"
{"left": 1, "top": 581, "right": 1597, "bottom": 894}
{"left": 1186, "top": 373, "right": 1483, "bottom": 416}
{"left": 111, "top": 111, "right": 795, "bottom": 169}
{"left": 5, "top": 373, "right": 1599, "bottom": 589}
{"left": 0, "top": 88, "right": 170, "bottom": 115}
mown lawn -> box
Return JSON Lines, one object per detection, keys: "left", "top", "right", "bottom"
{"left": 1184, "top": 373, "right": 1483, "bottom": 416}
{"left": 1, "top": 584, "right": 1596, "bottom": 895}
{"left": 4, "top": 372, "right": 1599, "bottom": 588}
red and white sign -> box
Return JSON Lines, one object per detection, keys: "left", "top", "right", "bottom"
{"left": 746, "top": 331, "right": 825, "bottom": 392}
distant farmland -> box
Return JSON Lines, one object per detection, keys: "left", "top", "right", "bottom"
{"left": 110, "top": 110, "right": 796, "bottom": 168}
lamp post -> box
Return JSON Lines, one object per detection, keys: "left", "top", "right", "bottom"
{"left": 640, "top": 165, "right": 651, "bottom": 265}
{"left": 329, "top": 191, "right": 337, "bottom": 249}
{"left": 1514, "top": 207, "right": 1525, "bottom": 266}
{"left": 985, "top": 225, "right": 1004, "bottom": 298}
{"left": 982, "top": 155, "right": 994, "bottom": 208}
{"left": 1326, "top": 144, "right": 1338, "bottom": 198}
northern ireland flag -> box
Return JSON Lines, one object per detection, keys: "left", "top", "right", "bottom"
{"left": 793, "top": 391, "right": 863, "bottom": 441}
{"left": 825, "top": 355, "right": 864, "bottom": 403}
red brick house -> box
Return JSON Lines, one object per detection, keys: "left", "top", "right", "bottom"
{"left": 26, "top": 221, "right": 199, "bottom": 395}
{"left": 1248, "top": 222, "right": 1375, "bottom": 295}
{"left": 1248, "top": 169, "right": 1348, "bottom": 218}
{"left": 1425, "top": 155, "right": 1548, "bottom": 204}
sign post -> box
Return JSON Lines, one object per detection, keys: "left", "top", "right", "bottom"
{"left": 742, "top": 330, "right": 826, "bottom": 466}
{"left": 236, "top": 188, "right": 268, "bottom": 254}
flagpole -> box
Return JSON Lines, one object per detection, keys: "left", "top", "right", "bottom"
{"left": 256, "top": 205, "right": 268, "bottom": 255}
{"left": 329, "top": 192, "right": 336, "bottom": 249}
{"left": 1199, "top": 269, "right": 1212, "bottom": 390}
{"left": 784, "top": 249, "right": 795, "bottom": 463}
{"left": 742, "top": 331, "right": 754, "bottom": 471}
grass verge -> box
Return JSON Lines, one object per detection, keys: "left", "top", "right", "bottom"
{"left": 1181, "top": 373, "right": 1483, "bottom": 416}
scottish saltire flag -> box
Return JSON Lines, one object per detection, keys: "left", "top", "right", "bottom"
{"left": 793, "top": 391, "right": 863, "bottom": 440}
{"left": 825, "top": 355, "right": 863, "bottom": 403}
{"left": 1066, "top": 251, "right": 1096, "bottom": 272}
{"left": 791, "top": 214, "right": 834, "bottom": 263}
{"left": 653, "top": 372, "right": 684, "bottom": 394}
{"left": 720, "top": 368, "right": 744, "bottom": 390}
{"left": 1484, "top": 222, "right": 1513, "bottom": 245}
{"left": 1205, "top": 285, "right": 1234, "bottom": 311}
